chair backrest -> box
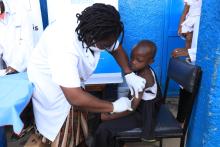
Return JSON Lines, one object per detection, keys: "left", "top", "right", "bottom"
{"left": 163, "top": 58, "right": 202, "bottom": 133}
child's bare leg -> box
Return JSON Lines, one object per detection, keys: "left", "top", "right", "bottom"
{"left": 185, "top": 32, "right": 193, "bottom": 49}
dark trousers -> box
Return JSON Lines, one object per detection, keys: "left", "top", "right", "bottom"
{"left": 94, "top": 112, "right": 142, "bottom": 147}
{"left": 20, "top": 101, "right": 34, "bottom": 128}
{"left": 176, "top": 88, "right": 192, "bottom": 123}
{"left": 0, "top": 127, "right": 7, "bottom": 147}
{"left": 93, "top": 98, "right": 161, "bottom": 147}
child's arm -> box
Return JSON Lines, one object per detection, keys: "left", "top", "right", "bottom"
{"left": 101, "top": 70, "right": 155, "bottom": 121}
{"left": 101, "top": 111, "right": 131, "bottom": 121}
{"left": 178, "top": 3, "right": 190, "bottom": 35}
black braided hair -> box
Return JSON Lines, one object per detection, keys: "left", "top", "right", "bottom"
{"left": 0, "top": 1, "right": 5, "bottom": 14}
{"left": 75, "top": 3, "right": 124, "bottom": 48}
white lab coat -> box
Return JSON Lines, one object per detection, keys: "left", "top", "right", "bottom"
{"left": 23, "top": 0, "right": 72, "bottom": 46}
{"left": 188, "top": 16, "right": 201, "bottom": 63}
{"left": 0, "top": 0, "right": 33, "bottom": 72}
{"left": 27, "top": 7, "right": 119, "bottom": 141}
{"left": 181, "top": 0, "right": 202, "bottom": 63}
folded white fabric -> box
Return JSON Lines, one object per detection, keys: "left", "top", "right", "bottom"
{"left": 0, "top": 69, "right": 7, "bottom": 77}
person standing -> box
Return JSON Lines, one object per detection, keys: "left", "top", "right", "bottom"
{"left": 172, "top": 0, "right": 202, "bottom": 64}
{"left": 0, "top": 0, "right": 33, "bottom": 74}
{"left": 27, "top": 3, "right": 146, "bottom": 143}
{"left": 172, "top": 0, "right": 202, "bottom": 123}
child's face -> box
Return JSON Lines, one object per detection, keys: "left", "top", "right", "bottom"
{"left": 130, "top": 46, "right": 152, "bottom": 72}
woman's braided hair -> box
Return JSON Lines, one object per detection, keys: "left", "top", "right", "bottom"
{"left": 0, "top": 1, "right": 5, "bottom": 14}
{"left": 75, "top": 3, "right": 124, "bottom": 48}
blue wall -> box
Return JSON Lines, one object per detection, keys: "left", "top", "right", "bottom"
{"left": 119, "top": 0, "right": 220, "bottom": 146}
{"left": 119, "top": 0, "right": 166, "bottom": 77}
{"left": 119, "top": 0, "right": 185, "bottom": 96}
{"left": 161, "top": 0, "right": 185, "bottom": 96}
{"left": 187, "top": 0, "right": 220, "bottom": 146}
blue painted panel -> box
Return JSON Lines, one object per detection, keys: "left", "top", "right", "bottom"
{"left": 119, "top": 0, "right": 166, "bottom": 78}
{"left": 94, "top": 52, "right": 121, "bottom": 73}
{"left": 163, "top": 37, "right": 185, "bottom": 96}
{"left": 161, "top": 0, "right": 185, "bottom": 96}
{"left": 168, "top": 0, "right": 185, "bottom": 36}
{"left": 187, "top": 0, "right": 220, "bottom": 146}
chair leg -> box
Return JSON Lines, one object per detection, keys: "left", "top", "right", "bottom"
{"left": 115, "top": 138, "right": 123, "bottom": 147}
{"left": 180, "top": 136, "right": 185, "bottom": 147}
{"left": 159, "top": 139, "right": 163, "bottom": 147}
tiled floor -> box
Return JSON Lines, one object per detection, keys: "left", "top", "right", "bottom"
{"left": 124, "top": 138, "right": 180, "bottom": 147}
{"left": 7, "top": 135, "right": 180, "bottom": 147}
{"left": 7, "top": 134, "right": 180, "bottom": 147}
{"left": 6, "top": 98, "right": 180, "bottom": 147}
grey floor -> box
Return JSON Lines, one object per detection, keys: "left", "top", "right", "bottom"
{"left": 6, "top": 98, "right": 180, "bottom": 147}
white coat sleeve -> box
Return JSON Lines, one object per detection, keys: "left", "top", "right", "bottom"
{"left": 9, "top": 8, "right": 34, "bottom": 72}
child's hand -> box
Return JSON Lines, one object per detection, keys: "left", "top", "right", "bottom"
{"left": 101, "top": 113, "right": 111, "bottom": 121}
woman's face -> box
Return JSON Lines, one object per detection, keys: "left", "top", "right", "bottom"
{"left": 95, "top": 35, "right": 117, "bottom": 50}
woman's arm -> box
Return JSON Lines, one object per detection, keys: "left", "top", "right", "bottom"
{"left": 178, "top": 4, "right": 190, "bottom": 35}
{"left": 110, "top": 44, "right": 132, "bottom": 74}
{"left": 61, "top": 87, "right": 113, "bottom": 112}
{"left": 61, "top": 87, "right": 132, "bottom": 113}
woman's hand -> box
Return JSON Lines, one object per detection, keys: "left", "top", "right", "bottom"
{"left": 172, "top": 48, "right": 189, "bottom": 58}
{"left": 112, "top": 97, "right": 133, "bottom": 113}
{"left": 125, "top": 72, "right": 146, "bottom": 98}
{"left": 6, "top": 66, "right": 17, "bottom": 74}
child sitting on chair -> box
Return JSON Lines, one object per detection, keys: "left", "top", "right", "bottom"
{"left": 93, "top": 40, "right": 163, "bottom": 147}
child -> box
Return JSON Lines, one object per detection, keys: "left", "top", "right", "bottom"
{"left": 93, "top": 40, "right": 162, "bottom": 147}
{"left": 172, "top": 0, "right": 202, "bottom": 63}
